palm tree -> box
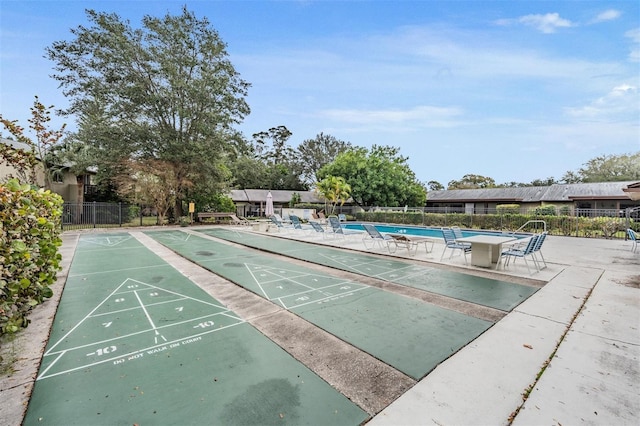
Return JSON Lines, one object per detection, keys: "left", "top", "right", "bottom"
{"left": 315, "top": 175, "right": 351, "bottom": 216}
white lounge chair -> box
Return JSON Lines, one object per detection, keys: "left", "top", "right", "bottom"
{"left": 362, "top": 224, "right": 397, "bottom": 253}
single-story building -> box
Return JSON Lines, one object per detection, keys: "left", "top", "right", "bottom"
{"left": 1, "top": 137, "right": 94, "bottom": 203}
{"left": 426, "top": 181, "right": 640, "bottom": 215}
{"left": 229, "top": 189, "right": 325, "bottom": 217}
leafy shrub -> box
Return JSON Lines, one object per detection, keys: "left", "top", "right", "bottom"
{"left": 0, "top": 179, "right": 63, "bottom": 336}
{"left": 127, "top": 204, "right": 141, "bottom": 221}
{"left": 496, "top": 204, "right": 520, "bottom": 215}
{"left": 533, "top": 205, "right": 557, "bottom": 216}
{"left": 202, "top": 193, "right": 235, "bottom": 213}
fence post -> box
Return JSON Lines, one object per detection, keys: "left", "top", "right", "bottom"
{"left": 92, "top": 201, "right": 96, "bottom": 228}
{"left": 140, "top": 204, "right": 143, "bottom": 226}
{"left": 118, "top": 203, "right": 122, "bottom": 227}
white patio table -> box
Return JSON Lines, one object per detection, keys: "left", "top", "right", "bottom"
{"left": 455, "top": 235, "right": 517, "bottom": 268}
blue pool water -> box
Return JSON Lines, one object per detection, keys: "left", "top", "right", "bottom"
{"left": 342, "top": 223, "right": 529, "bottom": 239}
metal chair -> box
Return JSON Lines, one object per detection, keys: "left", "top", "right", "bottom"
{"left": 440, "top": 227, "right": 471, "bottom": 264}
{"left": 500, "top": 234, "right": 540, "bottom": 274}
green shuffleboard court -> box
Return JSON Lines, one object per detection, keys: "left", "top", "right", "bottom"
{"left": 199, "top": 228, "right": 539, "bottom": 311}
{"left": 24, "top": 233, "right": 368, "bottom": 425}
{"left": 146, "top": 230, "right": 493, "bottom": 380}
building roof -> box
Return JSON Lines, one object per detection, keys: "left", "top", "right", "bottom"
{"left": 427, "top": 181, "right": 640, "bottom": 203}
{"left": 230, "top": 189, "right": 324, "bottom": 204}
{"left": 1, "top": 137, "right": 35, "bottom": 154}
{"left": 622, "top": 182, "right": 640, "bottom": 201}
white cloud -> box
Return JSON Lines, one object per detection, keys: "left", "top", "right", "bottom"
{"left": 495, "top": 13, "right": 573, "bottom": 33}
{"left": 565, "top": 84, "right": 639, "bottom": 120}
{"left": 591, "top": 9, "right": 621, "bottom": 23}
{"left": 518, "top": 13, "right": 573, "bottom": 33}
{"left": 317, "top": 105, "right": 464, "bottom": 128}
{"left": 626, "top": 28, "right": 640, "bottom": 62}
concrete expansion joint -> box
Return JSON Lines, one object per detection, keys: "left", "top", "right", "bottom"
{"left": 512, "top": 309, "right": 573, "bottom": 327}
{"left": 243, "top": 307, "right": 287, "bottom": 323}
{"left": 568, "top": 329, "right": 640, "bottom": 348}
{"left": 1, "top": 381, "right": 30, "bottom": 392}
{"left": 510, "top": 274, "right": 598, "bottom": 424}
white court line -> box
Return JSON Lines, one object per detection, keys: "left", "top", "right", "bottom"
{"left": 321, "top": 253, "right": 381, "bottom": 269}
{"left": 282, "top": 285, "right": 370, "bottom": 310}
{"left": 245, "top": 264, "right": 270, "bottom": 298}
{"left": 81, "top": 235, "right": 133, "bottom": 247}
{"left": 44, "top": 280, "right": 130, "bottom": 355}
{"left": 45, "top": 277, "right": 230, "bottom": 355}
{"left": 37, "top": 322, "right": 245, "bottom": 381}
{"left": 36, "top": 351, "right": 66, "bottom": 381}
{"left": 321, "top": 252, "right": 421, "bottom": 279}
{"left": 122, "top": 278, "right": 227, "bottom": 310}
{"left": 68, "top": 263, "right": 172, "bottom": 278}
{"left": 269, "top": 280, "right": 356, "bottom": 304}
{"left": 244, "top": 263, "right": 354, "bottom": 298}
{"left": 148, "top": 231, "right": 193, "bottom": 243}
{"left": 44, "top": 311, "right": 239, "bottom": 357}
{"left": 134, "top": 290, "right": 158, "bottom": 330}
{"left": 385, "top": 268, "right": 435, "bottom": 282}
{"left": 240, "top": 270, "right": 320, "bottom": 285}
{"left": 91, "top": 297, "right": 188, "bottom": 317}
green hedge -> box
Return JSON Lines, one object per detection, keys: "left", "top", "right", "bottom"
{"left": 355, "top": 210, "right": 636, "bottom": 239}
{"left": 0, "top": 179, "right": 63, "bottom": 335}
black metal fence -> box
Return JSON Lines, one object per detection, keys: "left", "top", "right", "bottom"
{"left": 61, "top": 202, "right": 158, "bottom": 231}
{"left": 355, "top": 206, "right": 639, "bottom": 239}
{"left": 61, "top": 202, "right": 639, "bottom": 239}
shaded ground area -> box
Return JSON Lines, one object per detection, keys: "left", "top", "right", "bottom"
{"left": 199, "top": 228, "right": 539, "bottom": 311}
{"left": 146, "top": 230, "right": 507, "bottom": 380}
{"left": 24, "top": 233, "right": 367, "bottom": 425}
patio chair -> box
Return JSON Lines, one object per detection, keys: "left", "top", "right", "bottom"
{"left": 229, "top": 214, "right": 250, "bottom": 226}
{"left": 628, "top": 229, "right": 638, "bottom": 252}
{"left": 289, "top": 215, "right": 313, "bottom": 234}
{"left": 327, "top": 216, "right": 360, "bottom": 239}
{"left": 269, "top": 215, "right": 293, "bottom": 232}
{"left": 532, "top": 232, "right": 548, "bottom": 269}
{"left": 289, "top": 214, "right": 303, "bottom": 229}
{"left": 272, "top": 213, "right": 291, "bottom": 224}
{"left": 338, "top": 214, "right": 347, "bottom": 222}
{"left": 500, "top": 234, "right": 540, "bottom": 274}
{"left": 362, "top": 223, "right": 397, "bottom": 253}
{"left": 308, "top": 221, "right": 328, "bottom": 238}
{"left": 440, "top": 227, "right": 471, "bottom": 264}
{"left": 451, "top": 226, "right": 471, "bottom": 246}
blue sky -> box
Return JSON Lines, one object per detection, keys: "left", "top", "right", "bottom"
{"left": 1, "top": 0, "right": 639, "bottom": 186}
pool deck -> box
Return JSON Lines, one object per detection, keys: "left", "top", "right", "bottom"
{"left": 1, "top": 225, "right": 638, "bottom": 425}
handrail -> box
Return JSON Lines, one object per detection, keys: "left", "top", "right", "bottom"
{"left": 512, "top": 220, "right": 547, "bottom": 234}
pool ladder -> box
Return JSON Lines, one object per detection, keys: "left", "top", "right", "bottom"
{"left": 505, "top": 220, "right": 547, "bottom": 236}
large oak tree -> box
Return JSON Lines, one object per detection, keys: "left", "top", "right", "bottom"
{"left": 47, "top": 7, "right": 250, "bottom": 216}
{"left": 318, "top": 145, "right": 426, "bottom": 209}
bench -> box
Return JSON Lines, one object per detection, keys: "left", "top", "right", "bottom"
{"left": 197, "top": 212, "right": 236, "bottom": 223}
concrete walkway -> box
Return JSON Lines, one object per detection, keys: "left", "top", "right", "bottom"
{"left": 1, "top": 226, "right": 638, "bottom": 425}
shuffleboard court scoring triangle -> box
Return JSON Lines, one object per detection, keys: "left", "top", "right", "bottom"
{"left": 80, "top": 235, "right": 134, "bottom": 247}
{"left": 146, "top": 230, "right": 193, "bottom": 242}
{"left": 241, "top": 262, "right": 368, "bottom": 309}
{"left": 36, "top": 277, "right": 243, "bottom": 381}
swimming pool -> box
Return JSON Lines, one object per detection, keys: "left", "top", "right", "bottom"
{"left": 343, "top": 223, "right": 530, "bottom": 239}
